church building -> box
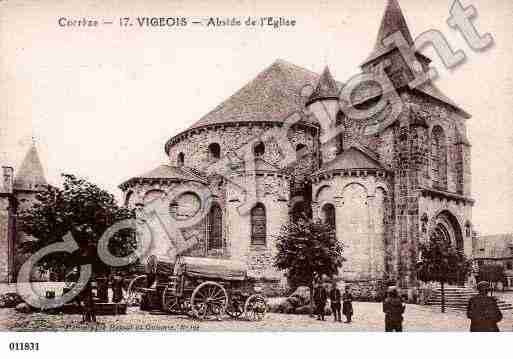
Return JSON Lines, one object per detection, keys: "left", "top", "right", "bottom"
{"left": 119, "top": 0, "right": 475, "bottom": 293}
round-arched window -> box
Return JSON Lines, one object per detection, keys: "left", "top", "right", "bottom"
{"left": 254, "top": 142, "right": 265, "bottom": 157}
{"left": 208, "top": 143, "right": 221, "bottom": 161}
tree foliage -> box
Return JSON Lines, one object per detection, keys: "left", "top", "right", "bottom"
{"left": 416, "top": 235, "right": 471, "bottom": 312}
{"left": 478, "top": 264, "right": 505, "bottom": 285}
{"left": 18, "top": 174, "right": 136, "bottom": 278}
{"left": 274, "top": 218, "right": 344, "bottom": 289}
{"left": 417, "top": 236, "right": 470, "bottom": 285}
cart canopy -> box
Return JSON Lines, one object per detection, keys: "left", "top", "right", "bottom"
{"left": 175, "top": 256, "right": 248, "bottom": 281}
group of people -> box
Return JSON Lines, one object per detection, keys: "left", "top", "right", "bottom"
{"left": 66, "top": 271, "right": 125, "bottom": 323}
{"left": 312, "top": 280, "right": 504, "bottom": 332}
{"left": 313, "top": 280, "right": 353, "bottom": 323}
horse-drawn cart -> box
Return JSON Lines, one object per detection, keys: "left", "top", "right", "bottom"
{"left": 127, "top": 256, "right": 267, "bottom": 321}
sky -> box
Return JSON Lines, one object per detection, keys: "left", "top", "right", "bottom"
{"left": 1, "top": 0, "right": 512, "bottom": 235}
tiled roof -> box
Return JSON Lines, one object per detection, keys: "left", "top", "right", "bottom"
{"left": 184, "top": 60, "right": 333, "bottom": 131}
{"left": 13, "top": 144, "right": 47, "bottom": 191}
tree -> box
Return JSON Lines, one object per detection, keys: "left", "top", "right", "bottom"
{"left": 274, "top": 217, "right": 344, "bottom": 311}
{"left": 17, "top": 174, "right": 136, "bottom": 279}
{"left": 478, "top": 264, "right": 505, "bottom": 295}
{"left": 416, "top": 236, "right": 471, "bottom": 313}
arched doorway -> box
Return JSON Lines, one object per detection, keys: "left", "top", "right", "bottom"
{"left": 430, "top": 210, "right": 464, "bottom": 251}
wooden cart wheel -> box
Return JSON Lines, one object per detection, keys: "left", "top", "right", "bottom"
{"left": 162, "top": 284, "right": 181, "bottom": 314}
{"left": 127, "top": 275, "right": 148, "bottom": 306}
{"left": 225, "top": 297, "right": 244, "bottom": 319}
{"left": 244, "top": 294, "right": 267, "bottom": 321}
{"left": 190, "top": 281, "right": 228, "bottom": 320}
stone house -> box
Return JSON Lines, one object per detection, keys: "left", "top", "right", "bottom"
{"left": 473, "top": 234, "right": 513, "bottom": 288}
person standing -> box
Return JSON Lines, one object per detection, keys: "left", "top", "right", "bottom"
{"left": 342, "top": 286, "right": 354, "bottom": 323}
{"left": 313, "top": 281, "right": 328, "bottom": 321}
{"left": 383, "top": 286, "right": 405, "bottom": 332}
{"left": 329, "top": 281, "right": 342, "bottom": 322}
{"left": 111, "top": 272, "right": 124, "bottom": 304}
{"left": 467, "top": 281, "right": 503, "bottom": 332}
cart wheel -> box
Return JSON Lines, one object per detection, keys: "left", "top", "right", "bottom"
{"left": 162, "top": 284, "right": 181, "bottom": 314}
{"left": 244, "top": 294, "right": 267, "bottom": 321}
{"left": 190, "top": 281, "right": 228, "bottom": 320}
{"left": 127, "top": 275, "right": 147, "bottom": 307}
{"left": 226, "top": 298, "right": 244, "bottom": 319}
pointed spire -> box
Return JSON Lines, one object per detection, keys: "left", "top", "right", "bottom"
{"left": 13, "top": 142, "right": 47, "bottom": 191}
{"left": 306, "top": 66, "right": 339, "bottom": 106}
{"left": 374, "top": 0, "right": 414, "bottom": 50}
{"left": 362, "top": 0, "right": 414, "bottom": 66}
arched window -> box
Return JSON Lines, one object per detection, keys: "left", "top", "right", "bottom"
{"left": 431, "top": 126, "right": 447, "bottom": 189}
{"left": 177, "top": 152, "right": 185, "bottom": 167}
{"left": 251, "top": 203, "right": 266, "bottom": 245}
{"left": 254, "top": 142, "right": 265, "bottom": 157}
{"left": 296, "top": 143, "right": 306, "bottom": 152}
{"left": 207, "top": 203, "right": 223, "bottom": 250}
{"left": 208, "top": 143, "right": 221, "bottom": 161}
{"left": 322, "top": 204, "right": 336, "bottom": 228}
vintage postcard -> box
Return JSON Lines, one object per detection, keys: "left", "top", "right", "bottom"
{"left": 1, "top": 0, "right": 513, "bottom": 345}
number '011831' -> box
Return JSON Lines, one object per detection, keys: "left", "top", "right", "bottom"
{"left": 9, "top": 342, "right": 39, "bottom": 351}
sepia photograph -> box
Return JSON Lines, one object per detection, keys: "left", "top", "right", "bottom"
{"left": 1, "top": 0, "right": 513, "bottom": 351}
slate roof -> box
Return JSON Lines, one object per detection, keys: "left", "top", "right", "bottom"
{"left": 314, "top": 146, "right": 385, "bottom": 175}
{"left": 13, "top": 144, "right": 48, "bottom": 191}
{"left": 119, "top": 165, "right": 208, "bottom": 189}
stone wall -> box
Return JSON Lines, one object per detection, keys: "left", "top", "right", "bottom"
{"left": 167, "top": 123, "right": 317, "bottom": 176}
{"left": 312, "top": 173, "right": 392, "bottom": 282}
{"left": 0, "top": 197, "right": 10, "bottom": 282}
{"left": 226, "top": 173, "right": 290, "bottom": 278}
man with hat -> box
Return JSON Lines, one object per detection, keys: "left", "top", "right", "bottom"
{"left": 329, "top": 280, "right": 342, "bottom": 322}
{"left": 383, "top": 286, "right": 405, "bottom": 332}
{"left": 467, "top": 281, "right": 503, "bottom": 332}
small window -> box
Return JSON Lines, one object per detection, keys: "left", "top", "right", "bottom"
{"left": 251, "top": 203, "right": 266, "bottom": 245}
{"left": 177, "top": 152, "right": 185, "bottom": 167}
{"left": 208, "top": 143, "right": 221, "bottom": 161}
{"left": 254, "top": 142, "right": 265, "bottom": 157}
{"left": 506, "top": 261, "right": 513, "bottom": 271}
